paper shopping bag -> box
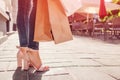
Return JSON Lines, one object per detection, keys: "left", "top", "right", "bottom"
{"left": 34, "top": 0, "right": 53, "bottom": 41}
{"left": 47, "top": 0, "right": 73, "bottom": 44}
{"left": 34, "top": 0, "right": 73, "bottom": 44}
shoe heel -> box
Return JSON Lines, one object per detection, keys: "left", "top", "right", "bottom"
{"left": 17, "top": 52, "right": 22, "bottom": 67}
{"left": 16, "top": 46, "right": 30, "bottom": 70}
{"left": 17, "top": 47, "right": 23, "bottom": 68}
{"left": 22, "top": 59, "right": 29, "bottom": 70}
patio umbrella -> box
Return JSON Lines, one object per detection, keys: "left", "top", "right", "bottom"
{"left": 55, "top": 0, "right": 120, "bottom": 17}
{"left": 99, "top": 0, "right": 107, "bottom": 18}
{"left": 75, "top": 0, "right": 120, "bottom": 22}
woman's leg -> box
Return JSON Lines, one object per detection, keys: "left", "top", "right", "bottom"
{"left": 28, "top": 0, "right": 41, "bottom": 68}
{"left": 17, "top": 0, "right": 31, "bottom": 69}
{"left": 28, "top": 0, "right": 39, "bottom": 50}
{"left": 28, "top": 0, "right": 49, "bottom": 71}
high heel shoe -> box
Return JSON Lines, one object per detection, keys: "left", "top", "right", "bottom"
{"left": 16, "top": 46, "right": 30, "bottom": 70}
{"left": 27, "top": 48, "right": 49, "bottom": 72}
{"left": 17, "top": 50, "right": 23, "bottom": 68}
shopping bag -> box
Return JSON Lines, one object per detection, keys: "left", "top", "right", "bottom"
{"left": 47, "top": 0, "right": 73, "bottom": 44}
{"left": 34, "top": 0, "right": 53, "bottom": 42}
{"left": 34, "top": 0, "right": 73, "bottom": 44}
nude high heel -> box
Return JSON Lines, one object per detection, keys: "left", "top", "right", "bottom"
{"left": 27, "top": 48, "right": 49, "bottom": 72}
{"left": 16, "top": 46, "right": 30, "bottom": 70}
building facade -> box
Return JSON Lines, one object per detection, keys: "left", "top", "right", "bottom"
{"left": 0, "top": 0, "right": 17, "bottom": 37}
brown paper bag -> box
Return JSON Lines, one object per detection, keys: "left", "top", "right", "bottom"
{"left": 34, "top": 0, "right": 73, "bottom": 44}
{"left": 47, "top": 0, "right": 73, "bottom": 44}
{"left": 34, "top": 0, "right": 53, "bottom": 41}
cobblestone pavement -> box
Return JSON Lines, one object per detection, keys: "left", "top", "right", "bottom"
{"left": 0, "top": 32, "right": 120, "bottom": 80}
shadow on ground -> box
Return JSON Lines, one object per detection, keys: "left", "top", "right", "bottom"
{"left": 12, "top": 67, "right": 46, "bottom": 80}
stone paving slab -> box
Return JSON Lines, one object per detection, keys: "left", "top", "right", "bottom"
{"left": 41, "top": 53, "right": 98, "bottom": 58}
{"left": 93, "top": 59, "right": 120, "bottom": 66}
{"left": 94, "top": 54, "right": 120, "bottom": 59}
{"left": 0, "top": 72, "right": 14, "bottom": 80}
{"left": 7, "top": 62, "right": 17, "bottom": 71}
{"left": 42, "top": 75, "right": 73, "bottom": 80}
{"left": 97, "top": 67, "right": 120, "bottom": 80}
{"left": 66, "top": 67, "right": 117, "bottom": 80}
{"left": 0, "top": 62, "right": 10, "bottom": 71}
